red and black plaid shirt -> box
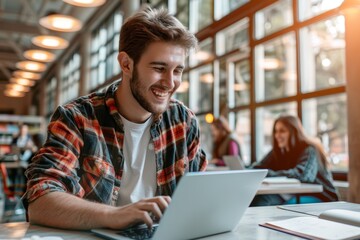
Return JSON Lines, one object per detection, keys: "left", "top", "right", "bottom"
{"left": 24, "top": 81, "right": 207, "bottom": 206}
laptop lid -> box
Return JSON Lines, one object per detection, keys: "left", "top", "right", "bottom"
{"left": 223, "top": 155, "right": 245, "bottom": 170}
{"left": 92, "top": 169, "right": 267, "bottom": 240}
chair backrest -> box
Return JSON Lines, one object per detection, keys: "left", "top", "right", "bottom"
{"left": 0, "top": 163, "right": 14, "bottom": 198}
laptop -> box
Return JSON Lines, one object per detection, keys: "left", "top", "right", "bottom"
{"left": 223, "top": 155, "right": 245, "bottom": 170}
{"left": 92, "top": 169, "right": 267, "bottom": 240}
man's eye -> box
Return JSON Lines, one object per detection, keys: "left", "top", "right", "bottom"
{"left": 154, "top": 67, "right": 165, "bottom": 72}
{"left": 174, "top": 69, "right": 183, "bottom": 75}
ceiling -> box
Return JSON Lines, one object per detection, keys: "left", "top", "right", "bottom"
{"left": 0, "top": 0, "right": 101, "bottom": 87}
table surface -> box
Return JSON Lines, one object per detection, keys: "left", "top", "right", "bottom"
{"left": 0, "top": 204, "right": 335, "bottom": 240}
{"left": 257, "top": 183, "right": 323, "bottom": 195}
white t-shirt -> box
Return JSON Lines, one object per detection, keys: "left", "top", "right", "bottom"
{"left": 117, "top": 115, "right": 157, "bottom": 206}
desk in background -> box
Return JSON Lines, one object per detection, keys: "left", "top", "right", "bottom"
{"left": 257, "top": 183, "right": 323, "bottom": 195}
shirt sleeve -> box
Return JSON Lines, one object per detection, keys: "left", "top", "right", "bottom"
{"left": 24, "top": 105, "right": 85, "bottom": 205}
{"left": 228, "top": 140, "right": 240, "bottom": 156}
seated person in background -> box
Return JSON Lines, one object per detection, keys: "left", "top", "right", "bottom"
{"left": 250, "top": 115, "right": 339, "bottom": 206}
{"left": 11, "top": 124, "right": 36, "bottom": 162}
{"left": 209, "top": 116, "right": 242, "bottom": 166}
{"left": 24, "top": 7, "right": 207, "bottom": 231}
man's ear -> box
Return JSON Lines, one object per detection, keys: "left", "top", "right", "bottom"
{"left": 118, "top": 51, "right": 133, "bottom": 77}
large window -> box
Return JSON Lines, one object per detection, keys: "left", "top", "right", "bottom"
{"left": 254, "top": 0, "right": 293, "bottom": 39}
{"left": 45, "top": 76, "right": 57, "bottom": 122}
{"left": 300, "top": 16, "right": 346, "bottom": 93}
{"left": 255, "top": 33, "right": 297, "bottom": 102}
{"left": 302, "top": 94, "right": 348, "bottom": 171}
{"left": 89, "top": 9, "right": 122, "bottom": 91}
{"left": 176, "top": 0, "right": 348, "bottom": 171}
{"left": 60, "top": 51, "right": 81, "bottom": 105}
{"left": 189, "top": 64, "right": 214, "bottom": 114}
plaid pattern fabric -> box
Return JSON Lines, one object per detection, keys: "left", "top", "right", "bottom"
{"left": 24, "top": 80, "right": 207, "bottom": 206}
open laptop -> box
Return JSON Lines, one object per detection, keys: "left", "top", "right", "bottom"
{"left": 92, "top": 169, "right": 267, "bottom": 240}
{"left": 223, "top": 155, "right": 245, "bottom": 170}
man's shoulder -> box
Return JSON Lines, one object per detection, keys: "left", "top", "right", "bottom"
{"left": 64, "top": 90, "right": 106, "bottom": 111}
{"left": 167, "top": 98, "right": 194, "bottom": 116}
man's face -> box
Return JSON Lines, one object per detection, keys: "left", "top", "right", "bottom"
{"left": 129, "top": 41, "right": 186, "bottom": 115}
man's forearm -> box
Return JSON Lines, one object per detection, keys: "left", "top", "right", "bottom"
{"left": 28, "top": 191, "right": 115, "bottom": 230}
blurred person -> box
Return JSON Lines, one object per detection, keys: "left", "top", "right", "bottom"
{"left": 250, "top": 115, "right": 339, "bottom": 206}
{"left": 11, "top": 124, "right": 35, "bottom": 162}
{"left": 210, "top": 116, "right": 242, "bottom": 166}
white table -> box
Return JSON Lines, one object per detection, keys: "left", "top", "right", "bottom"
{"left": 0, "top": 205, "right": 325, "bottom": 240}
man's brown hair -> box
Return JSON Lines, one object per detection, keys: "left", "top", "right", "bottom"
{"left": 119, "top": 6, "right": 198, "bottom": 65}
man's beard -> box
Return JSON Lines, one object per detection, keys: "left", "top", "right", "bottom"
{"left": 130, "top": 68, "right": 172, "bottom": 116}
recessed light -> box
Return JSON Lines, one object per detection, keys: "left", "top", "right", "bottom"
{"left": 16, "top": 61, "right": 47, "bottom": 72}
{"left": 32, "top": 35, "right": 69, "bottom": 50}
{"left": 13, "top": 71, "right": 41, "bottom": 80}
{"left": 63, "top": 0, "right": 106, "bottom": 7}
{"left": 24, "top": 50, "right": 55, "bottom": 62}
{"left": 40, "top": 14, "right": 82, "bottom": 32}
{"left": 10, "top": 78, "right": 36, "bottom": 87}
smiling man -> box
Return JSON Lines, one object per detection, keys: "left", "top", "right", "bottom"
{"left": 24, "top": 7, "right": 207, "bottom": 230}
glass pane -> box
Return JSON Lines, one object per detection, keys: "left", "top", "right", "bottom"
{"left": 233, "top": 59, "right": 250, "bottom": 106}
{"left": 216, "top": 18, "right": 249, "bottom": 56}
{"left": 219, "top": 59, "right": 227, "bottom": 114}
{"left": 174, "top": 73, "right": 190, "bottom": 107}
{"left": 256, "top": 102, "right": 297, "bottom": 161}
{"left": 189, "top": 0, "right": 213, "bottom": 32}
{"left": 190, "top": 38, "right": 214, "bottom": 67}
{"left": 233, "top": 110, "right": 251, "bottom": 165}
{"left": 298, "top": 0, "right": 343, "bottom": 21}
{"left": 255, "top": 0, "right": 293, "bottom": 39}
{"left": 198, "top": 114, "right": 213, "bottom": 159}
{"left": 302, "top": 94, "right": 348, "bottom": 171}
{"left": 189, "top": 64, "right": 213, "bottom": 113}
{"left": 300, "top": 16, "right": 346, "bottom": 93}
{"left": 176, "top": 0, "right": 189, "bottom": 28}
{"left": 255, "top": 33, "right": 297, "bottom": 102}
{"left": 214, "top": 0, "right": 249, "bottom": 20}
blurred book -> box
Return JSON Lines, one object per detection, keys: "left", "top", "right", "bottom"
{"left": 260, "top": 209, "right": 360, "bottom": 240}
{"left": 262, "top": 177, "right": 300, "bottom": 185}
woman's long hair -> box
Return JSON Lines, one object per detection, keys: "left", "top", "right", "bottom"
{"left": 272, "top": 115, "right": 328, "bottom": 168}
{"left": 211, "top": 116, "right": 232, "bottom": 158}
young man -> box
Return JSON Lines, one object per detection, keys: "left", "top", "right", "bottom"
{"left": 24, "top": 7, "right": 207, "bottom": 230}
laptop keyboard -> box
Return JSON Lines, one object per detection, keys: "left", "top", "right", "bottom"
{"left": 116, "top": 224, "right": 158, "bottom": 240}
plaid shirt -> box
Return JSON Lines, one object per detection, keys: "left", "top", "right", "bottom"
{"left": 24, "top": 80, "right": 207, "bottom": 207}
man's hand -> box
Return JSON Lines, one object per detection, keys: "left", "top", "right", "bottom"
{"left": 105, "top": 196, "right": 171, "bottom": 229}
{"left": 28, "top": 192, "right": 171, "bottom": 230}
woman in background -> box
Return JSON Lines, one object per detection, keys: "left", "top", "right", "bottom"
{"left": 210, "top": 116, "right": 242, "bottom": 166}
{"left": 251, "top": 115, "right": 339, "bottom": 206}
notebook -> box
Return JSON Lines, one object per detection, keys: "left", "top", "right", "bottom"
{"left": 223, "top": 155, "right": 245, "bottom": 170}
{"left": 92, "top": 169, "right": 267, "bottom": 240}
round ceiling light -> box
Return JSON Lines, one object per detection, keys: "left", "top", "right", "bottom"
{"left": 6, "top": 84, "right": 30, "bottom": 92}
{"left": 39, "top": 14, "right": 82, "bottom": 32}
{"left": 62, "top": 0, "right": 106, "bottom": 7}
{"left": 13, "top": 71, "right": 41, "bottom": 80}
{"left": 24, "top": 49, "right": 55, "bottom": 62}
{"left": 16, "top": 61, "right": 47, "bottom": 72}
{"left": 32, "top": 35, "right": 69, "bottom": 50}
{"left": 4, "top": 89, "right": 25, "bottom": 98}
{"left": 10, "top": 78, "right": 36, "bottom": 87}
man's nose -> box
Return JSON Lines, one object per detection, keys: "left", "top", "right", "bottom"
{"left": 162, "top": 72, "right": 175, "bottom": 89}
